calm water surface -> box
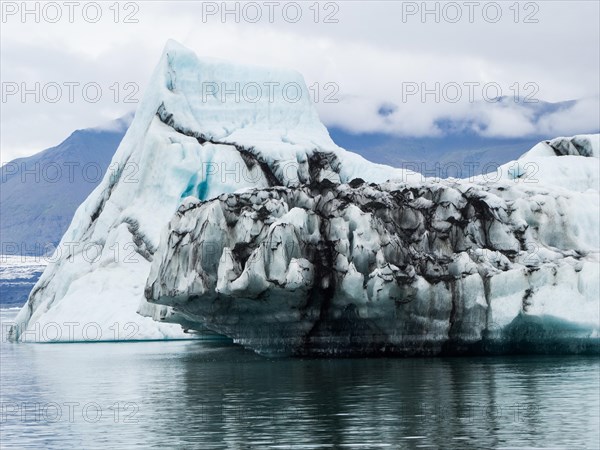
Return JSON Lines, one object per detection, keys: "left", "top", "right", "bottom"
{"left": 1, "top": 309, "right": 599, "bottom": 449}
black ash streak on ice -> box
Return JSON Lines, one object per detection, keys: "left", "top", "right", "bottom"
{"left": 156, "top": 103, "right": 343, "bottom": 189}
{"left": 145, "top": 115, "right": 599, "bottom": 356}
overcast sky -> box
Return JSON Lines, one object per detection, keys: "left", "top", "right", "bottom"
{"left": 1, "top": 0, "right": 599, "bottom": 162}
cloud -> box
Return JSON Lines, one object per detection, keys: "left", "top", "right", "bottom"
{"left": 1, "top": 1, "right": 598, "bottom": 161}
{"left": 536, "top": 96, "right": 600, "bottom": 137}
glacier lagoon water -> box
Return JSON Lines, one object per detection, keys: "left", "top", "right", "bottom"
{"left": 1, "top": 308, "right": 598, "bottom": 449}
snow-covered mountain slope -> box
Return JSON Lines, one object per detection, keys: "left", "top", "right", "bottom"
{"left": 9, "top": 40, "right": 414, "bottom": 342}
{"left": 145, "top": 135, "right": 599, "bottom": 356}
{"left": 1, "top": 116, "right": 129, "bottom": 256}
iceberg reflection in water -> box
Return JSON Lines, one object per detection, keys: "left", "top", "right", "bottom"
{"left": 2, "top": 310, "right": 598, "bottom": 449}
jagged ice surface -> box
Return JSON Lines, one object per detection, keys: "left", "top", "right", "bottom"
{"left": 146, "top": 138, "right": 599, "bottom": 355}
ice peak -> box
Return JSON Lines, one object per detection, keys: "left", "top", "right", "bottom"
{"left": 9, "top": 41, "right": 411, "bottom": 343}
{"left": 146, "top": 39, "right": 333, "bottom": 149}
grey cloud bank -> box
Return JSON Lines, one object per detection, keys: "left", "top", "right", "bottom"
{"left": 1, "top": 1, "right": 598, "bottom": 161}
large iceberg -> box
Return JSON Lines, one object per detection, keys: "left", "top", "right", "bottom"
{"left": 145, "top": 135, "right": 599, "bottom": 356}
{"left": 9, "top": 41, "right": 599, "bottom": 356}
{"left": 9, "top": 40, "right": 412, "bottom": 342}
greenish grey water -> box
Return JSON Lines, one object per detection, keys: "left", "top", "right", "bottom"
{"left": 1, "top": 309, "right": 599, "bottom": 449}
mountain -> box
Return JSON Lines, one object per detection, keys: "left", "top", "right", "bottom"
{"left": 330, "top": 97, "right": 599, "bottom": 178}
{"left": 9, "top": 42, "right": 599, "bottom": 357}
{"left": 329, "top": 129, "right": 543, "bottom": 177}
{"left": 1, "top": 116, "right": 130, "bottom": 256}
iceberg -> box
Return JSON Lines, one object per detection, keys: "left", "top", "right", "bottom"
{"left": 146, "top": 135, "right": 599, "bottom": 356}
{"left": 9, "top": 40, "right": 412, "bottom": 342}
{"left": 10, "top": 41, "right": 599, "bottom": 356}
